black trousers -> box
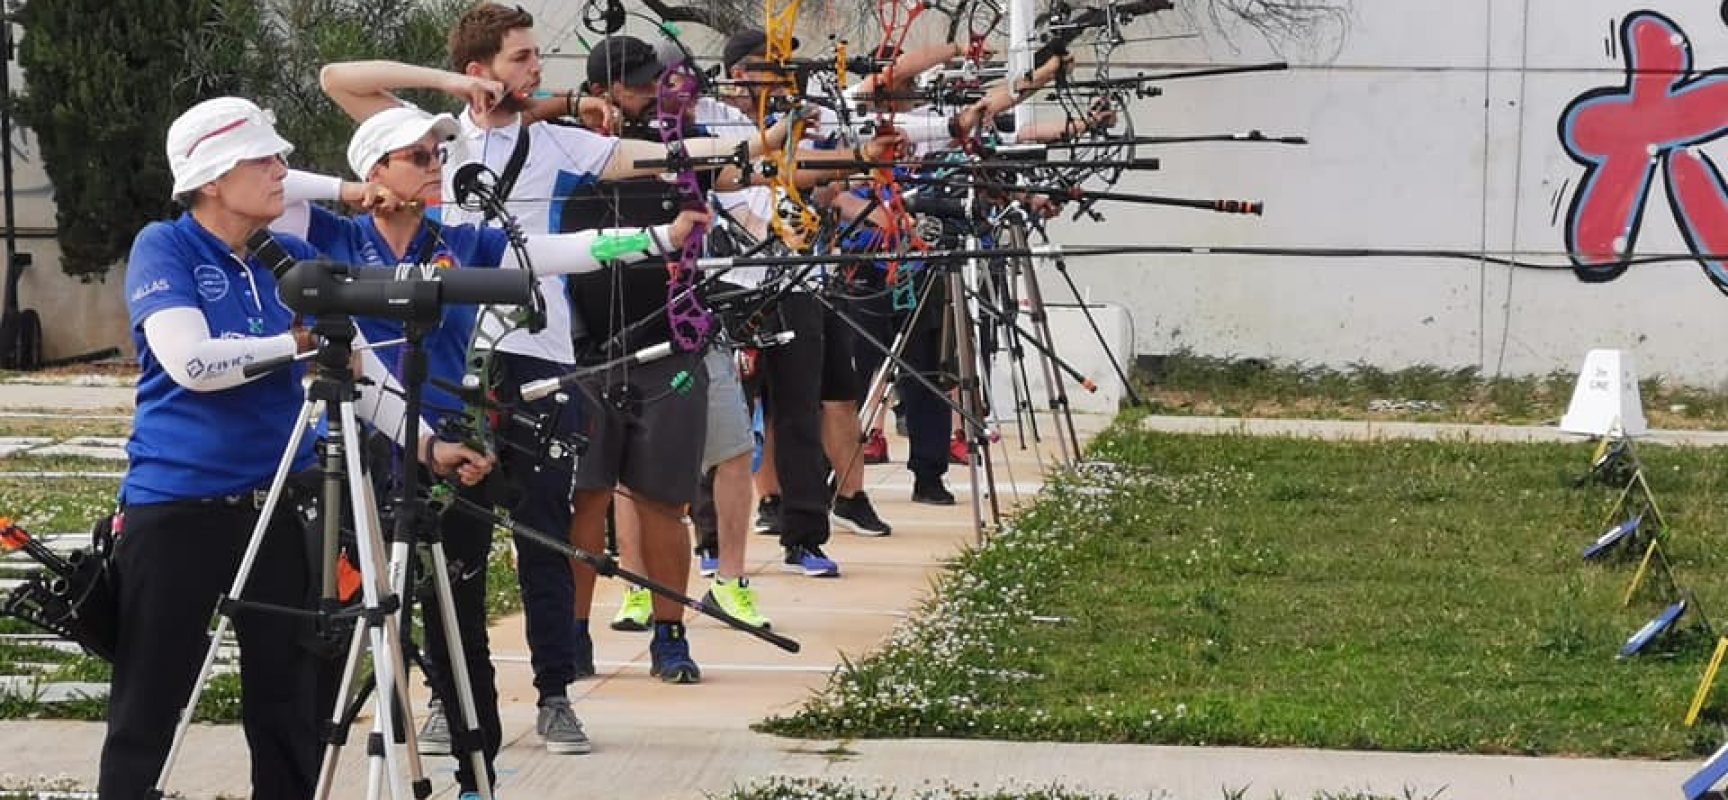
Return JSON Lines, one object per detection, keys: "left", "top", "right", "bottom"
{"left": 418, "top": 478, "right": 501, "bottom": 793}
{"left": 100, "top": 500, "right": 320, "bottom": 800}
{"left": 691, "top": 466, "right": 719, "bottom": 552}
{"left": 757, "top": 293, "right": 831, "bottom": 547}
{"left": 900, "top": 305, "right": 954, "bottom": 482}
{"left": 494, "top": 352, "right": 583, "bottom": 699}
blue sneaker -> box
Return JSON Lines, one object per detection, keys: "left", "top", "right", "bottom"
{"left": 649, "top": 621, "right": 702, "bottom": 684}
{"left": 782, "top": 544, "right": 840, "bottom": 577}
{"left": 697, "top": 547, "right": 720, "bottom": 578}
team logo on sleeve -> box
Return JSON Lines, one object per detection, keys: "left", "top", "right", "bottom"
{"left": 130, "top": 278, "right": 171, "bottom": 302}
{"left": 431, "top": 252, "right": 456, "bottom": 270}
{"left": 192, "top": 264, "right": 230, "bottom": 302}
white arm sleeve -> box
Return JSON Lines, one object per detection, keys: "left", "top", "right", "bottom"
{"left": 504, "top": 225, "right": 677, "bottom": 275}
{"left": 142, "top": 307, "right": 298, "bottom": 392}
{"left": 285, "top": 170, "right": 344, "bottom": 204}
{"left": 271, "top": 170, "right": 346, "bottom": 240}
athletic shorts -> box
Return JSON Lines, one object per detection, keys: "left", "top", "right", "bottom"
{"left": 572, "top": 353, "right": 708, "bottom": 505}
{"left": 702, "top": 348, "right": 754, "bottom": 471}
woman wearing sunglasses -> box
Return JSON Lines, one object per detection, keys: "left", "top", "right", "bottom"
{"left": 269, "top": 103, "right": 706, "bottom": 800}
{"left": 107, "top": 97, "right": 496, "bottom": 800}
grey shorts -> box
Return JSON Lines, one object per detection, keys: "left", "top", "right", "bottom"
{"left": 573, "top": 354, "right": 709, "bottom": 505}
{"left": 702, "top": 348, "right": 754, "bottom": 471}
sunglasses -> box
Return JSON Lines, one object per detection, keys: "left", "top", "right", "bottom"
{"left": 385, "top": 146, "right": 446, "bottom": 169}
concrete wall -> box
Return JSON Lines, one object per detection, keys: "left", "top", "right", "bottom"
{"left": 519, "top": 0, "right": 1728, "bottom": 386}
{"left": 0, "top": 46, "right": 133, "bottom": 364}
{"left": 1047, "top": 1, "right": 1728, "bottom": 386}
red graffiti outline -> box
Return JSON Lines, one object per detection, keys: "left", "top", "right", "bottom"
{"left": 1559, "top": 11, "right": 1728, "bottom": 291}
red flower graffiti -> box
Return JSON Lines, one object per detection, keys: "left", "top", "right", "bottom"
{"left": 1560, "top": 11, "right": 1728, "bottom": 291}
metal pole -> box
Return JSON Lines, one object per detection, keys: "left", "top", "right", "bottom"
{"left": 0, "top": 10, "right": 18, "bottom": 317}
{"left": 1009, "top": 0, "right": 1035, "bottom": 135}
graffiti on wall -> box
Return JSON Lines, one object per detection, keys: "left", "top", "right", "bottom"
{"left": 1559, "top": 10, "right": 1728, "bottom": 292}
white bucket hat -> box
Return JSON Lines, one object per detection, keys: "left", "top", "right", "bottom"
{"left": 346, "top": 105, "right": 460, "bottom": 180}
{"left": 165, "top": 97, "right": 294, "bottom": 197}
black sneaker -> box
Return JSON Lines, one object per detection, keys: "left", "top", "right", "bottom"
{"left": 754, "top": 495, "right": 784, "bottom": 535}
{"left": 912, "top": 478, "right": 956, "bottom": 506}
{"left": 831, "top": 491, "right": 892, "bottom": 537}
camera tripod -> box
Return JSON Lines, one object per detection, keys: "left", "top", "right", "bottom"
{"left": 151, "top": 312, "right": 494, "bottom": 800}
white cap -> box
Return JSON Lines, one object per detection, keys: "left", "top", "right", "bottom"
{"left": 346, "top": 105, "right": 460, "bottom": 179}
{"left": 165, "top": 97, "right": 294, "bottom": 197}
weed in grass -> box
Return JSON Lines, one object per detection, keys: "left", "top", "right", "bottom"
{"left": 764, "top": 417, "right": 1728, "bottom": 758}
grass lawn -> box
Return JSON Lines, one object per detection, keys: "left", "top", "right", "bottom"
{"left": 763, "top": 413, "right": 1728, "bottom": 758}
{"left": 1138, "top": 352, "right": 1728, "bottom": 430}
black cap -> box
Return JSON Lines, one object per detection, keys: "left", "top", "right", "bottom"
{"left": 586, "top": 36, "right": 663, "bottom": 87}
{"left": 722, "top": 29, "right": 799, "bottom": 72}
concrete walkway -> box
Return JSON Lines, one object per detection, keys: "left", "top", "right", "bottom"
{"left": 0, "top": 399, "right": 1718, "bottom": 799}
{"left": 0, "top": 382, "right": 134, "bottom": 412}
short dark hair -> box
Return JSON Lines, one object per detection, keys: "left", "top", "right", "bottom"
{"left": 448, "top": 3, "right": 535, "bottom": 73}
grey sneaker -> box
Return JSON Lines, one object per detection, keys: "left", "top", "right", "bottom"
{"left": 535, "top": 697, "right": 593, "bottom": 754}
{"left": 417, "top": 698, "right": 451, "bottom": 755}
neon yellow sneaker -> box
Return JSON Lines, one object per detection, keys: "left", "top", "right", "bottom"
{"left": 610, "top": 586, "right": 652, "bottom": 632}
{"left": 704, "top": 577, "right": 771, "bottom": 630}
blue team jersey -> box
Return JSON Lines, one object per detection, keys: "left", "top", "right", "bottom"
{"left": 122, "top": 214, "right": 321, "bottom": 504}
{"left": 301, "top": 205, "right": 509, "bottom": 424}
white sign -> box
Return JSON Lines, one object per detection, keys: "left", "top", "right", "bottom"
{"left": 1559, "top": 349, "right": 1648, "bottom": 437}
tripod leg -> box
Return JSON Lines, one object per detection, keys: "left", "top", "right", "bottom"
{"left": 422, "top": 538, "right": 495, "bottom": 799}
{"left": 1002, "top": 249, "right": 1045, "bottom": 454}
{"left": 153, "top": 399, "right": 321, "bottom": 797}
{"left": 946, "top": 268, "right": 992, "bottom": 540}
{"left": 1004, "top": 223, "right": 1077, "bottom": 464}
{"left": 357, "top": 464, "right": 437, "bottom": 800}
{"left": 315, "top": 612, "right": 373, "bottom": 799}
{"left": 337, "top": 402, "right": 413, "bottom": 800}
{"left": 856, "top": 327, "right": 906, "bottom": 436}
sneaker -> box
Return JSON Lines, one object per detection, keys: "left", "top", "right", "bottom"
{"left": 695, "top": 547, "right": 719, "bottom": 578}
{"left": 649, "top": 622, "right": 702, "bottom": 684}
{"left": 949, "top": 432, "right": 970, "bottom": 465}
{"left": 913, "top": 478, "right": 957, "bottom": 506}
{"left": 610, "top": 587, "right": 652, "bottom": 632}
{"left": 783, "top": 544, "right": 841, "bottom": 577}
{"left": 704, "top": 577, "right": 771, "bottom": 629}
{"left": 862, "top": 428, "right": 889, "bottom": 464}
{"left": 417, "top": 698, "right": 451, "bottom": 755}
{"left": 831, "top": 491, "right": 892, "bottom": 537}
{"left": 535, "top": 697, "right": 593, "bottom": 754}
{"left": 753, "top": 495, "right": 784, "bottom": 535}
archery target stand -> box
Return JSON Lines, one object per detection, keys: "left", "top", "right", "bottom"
{"left": 1561, "top": 348, "right": 1647, "bottom": 486}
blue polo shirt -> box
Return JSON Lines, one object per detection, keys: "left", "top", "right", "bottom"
{"left": 123, "top": 214, "right": 321, "bottom": 504}
{"left": 301, "top": 205, "right": 509, "bottom": 424}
